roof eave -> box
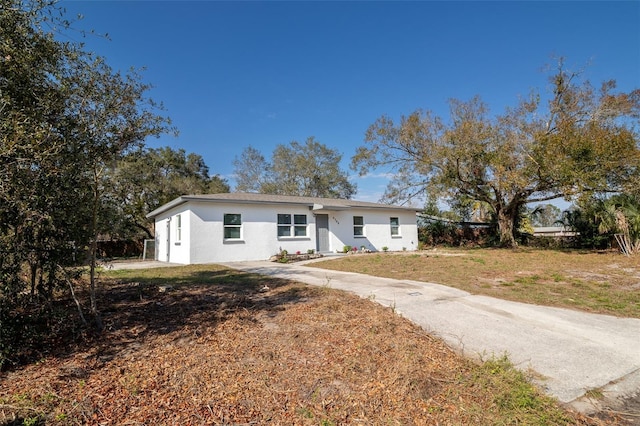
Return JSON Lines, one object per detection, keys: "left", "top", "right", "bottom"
{"left": 146, "top": 194, "right": 422, "bottom": 219}
{"left": 146, "top": 196, "right": 188, "bottom": 219}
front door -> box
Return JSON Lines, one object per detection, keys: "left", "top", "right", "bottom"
{"left": 316, "top": 214, "right": 330, "bottom": 253}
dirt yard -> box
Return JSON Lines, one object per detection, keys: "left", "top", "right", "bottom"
{"left": 0, "top": 264, "right": 625, "bottom": 425}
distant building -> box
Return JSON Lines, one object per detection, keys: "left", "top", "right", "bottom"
{"left": 532, "top": 226, "right": 577, "bottom": 237}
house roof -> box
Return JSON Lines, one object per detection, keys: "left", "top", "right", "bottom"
{"left": 146, "top": 192, "right": 422, "bottom": 219}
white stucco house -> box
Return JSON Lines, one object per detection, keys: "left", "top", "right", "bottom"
{"left": 146, "top": 193, "right": 421, "bottom": 264}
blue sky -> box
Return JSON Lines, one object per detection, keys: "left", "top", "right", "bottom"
{"left": 61, "top": 1, "right": 640, "bottom": 206}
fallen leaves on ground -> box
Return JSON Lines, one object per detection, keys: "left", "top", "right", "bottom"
{"left": 0, "top": 265, "right": 621, "bottom": 425}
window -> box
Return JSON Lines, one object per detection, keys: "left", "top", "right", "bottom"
{"left": 223, "top": 213, "right": 242, "bottom": 239}
{"left": 278, "top": 213, "right": 307, "bottom": 237}
{"left": 390, "top": 217, "right": 400, "bottom": 236}
{"left": 353, "top": 216, "right": 364, "bottom": 236}
{"left": 294, "top": 214, "right": 307, "bottom": 236}
{"left": 277, "top": 214, "right": 291, "bottom": 237}
{"left": 175, "top": 214, "right": 182, "bottom": 242}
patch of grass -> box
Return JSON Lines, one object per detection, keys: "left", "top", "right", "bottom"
{"left": 297, "top": 406, "right": 314, "bottom": 419}
{"left": 312, "top": 248, "right": 640, "bottom": 318}
{"left": 514, "top": 275, "right": 543, "bottom": 286}
{"left": 466, "top": 356, "right": 577, "bottom": 424}
{"left": 584, "top": 387, "right": 605, "bottom": 400}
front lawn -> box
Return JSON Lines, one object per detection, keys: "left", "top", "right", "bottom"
{"left": 311, "top": 248, "right": 640, "bottom": 318}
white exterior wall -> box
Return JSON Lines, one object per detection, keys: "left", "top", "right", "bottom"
{"left": 323, "top": 209, "right": 418, "bottom": 253}
{"left": 153, "top": 201, "right": 419, "bottom": 264}
{"left": 188, "top": 201, "right": 318, "bottom": 263}
{"left": 154, "top": 204, "right": 192, "bottom": 264}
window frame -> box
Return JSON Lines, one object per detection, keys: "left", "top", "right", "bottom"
{"left": 277, "top": 213, "right": 308, "bottom": 238}
{"left": 390, "top": 217, "right": 400, "bottom": 237}
{"left": 223, "top": 213, "right": 242, "bottom": 240}
{"left": 353, "top": 215, "right": 365, "bottom": 237}
{"left": 175, "top": 214, "right": 182, "bottom": 242}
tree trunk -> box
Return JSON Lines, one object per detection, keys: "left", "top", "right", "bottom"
{"left": 497, "top": 208, "right": 517, "bottom": 248}
{"left": 89, "top": 169, "right": 104, "bottom": 331}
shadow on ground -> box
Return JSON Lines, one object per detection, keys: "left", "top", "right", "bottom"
{"left": 4, "top": 265, "right": 313, "bottom": 376}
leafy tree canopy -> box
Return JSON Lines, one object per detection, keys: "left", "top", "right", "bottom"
{"left": 0, "top": 0, "right": 174, "bottom": 337}
{"left": 529, "top": 204, "right": 562, "bottom": 227}
{"left": 352, "top": 60, "right": 640, "bottom": 247}
{"left": 111, "top": 146, "right": 229, "bottom": 239}
{"left": 234, "top": 137, "right": 356, "bottom": 199}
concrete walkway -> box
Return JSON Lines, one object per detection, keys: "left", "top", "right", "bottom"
{"left": 107, "top": 260, "right": 183, "bottom": 270}
{"left": 219, "top": 259, "right": 640, "bottom": 414}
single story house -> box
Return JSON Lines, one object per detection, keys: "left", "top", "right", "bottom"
{"left": 146, "top": 193, "right": 421, "bottom": 264}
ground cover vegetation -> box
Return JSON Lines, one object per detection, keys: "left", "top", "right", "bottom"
{"left": 313, "top": 248, "right": 640, "bottom": 319}
{"left": 0, "top": 265, "right": 621, "bottom": 425}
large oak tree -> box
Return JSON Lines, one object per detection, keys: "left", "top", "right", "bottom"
{"left": 352, "top": 62, "right": 640, "bottom": 247}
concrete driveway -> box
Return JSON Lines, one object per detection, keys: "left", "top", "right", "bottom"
{"left": 219, "top": 259, "right": 640, "bottom": 415}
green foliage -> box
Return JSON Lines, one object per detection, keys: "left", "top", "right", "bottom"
{"left": 23, "top": 416, "right": 41, "bottom": 426}
{"left": 562, "top": 194, "right": 640, "bottom": 253}
{"left": 342, "top": 245, "right": 352, "bottom": 253}
{"left": 418, "top": 218, "right": 497, "bottom": 247}
{"left": 276, "top": 249, "right": 289, "bottom": 263}
{"left": 419, "top": 220, "right": 454, "bottom": 246}
{"left": 529, "top": 204, "right": 562, "bottom": 227}
{"left": 234, "top": 137, "right": 356, "bottom": 199}
{"left": 232, "top": 146, "right": 269, "bottom": 193}
{"left": 0, "top": 0, "right": 174, "bottom": 339}
{"left": 351, "top": 60, "right": 640, "bottom": 247}
{"left": 111, "top": 146, "right": 229, "bottom": 239}
{"left": 466, "top": 356, "right": 575, "bottom": 424}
